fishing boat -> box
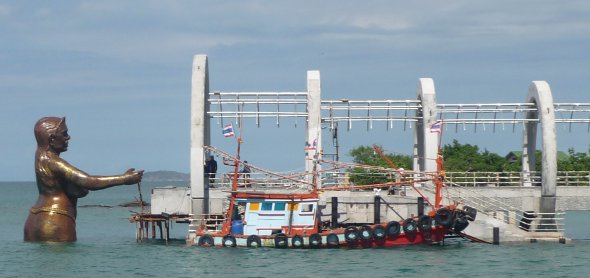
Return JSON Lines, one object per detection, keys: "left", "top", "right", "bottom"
{"left": 187, "top": 129, "right": 479, "bottom": 248}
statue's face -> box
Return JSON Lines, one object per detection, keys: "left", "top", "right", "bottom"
{"left": 49, "top": 122, "right": 70, "bottom": 153}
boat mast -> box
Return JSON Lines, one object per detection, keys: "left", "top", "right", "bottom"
{"left": 434, "top": 149, "right": 444, "bottom": 209}
{"left": 223, "top": 120, "right": 243, "bottom": 234}
{"left": 311, "top": 152, "right": 319, "bottom": 195}
{"left": 373, "top": 144, "right": 436, "bottom": 210}
{"left": 434, "top": 121, "right": 445, "bottom": 209}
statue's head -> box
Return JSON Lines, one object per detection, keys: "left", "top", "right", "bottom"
{"left": 34, "top": 117, "right": 69, "bottom": 153}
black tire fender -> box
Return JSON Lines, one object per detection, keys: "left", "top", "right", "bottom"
{"left": 308, "top": 233, "right": 322, "bottom": 248}
{"left": 344, "top": 226, "right": 359, "bottom": 242}
{"left": 359, "top": 225, "right": 373, "bottom": 240}
{"left": 403, "top": 218, "right": 418, "bottom": 234}
{"left": 291, "top": 235, "right": 304, "bottom": 248}
{"left": 453, "top": 216, "right": 469, "bottom": 233}
{"left": 198, "top": 234, "right": 214, "bottom": 247}
{"left": 463, "top": 206, "right": 478, "bottom": 221}
{"left": 274, "top": 233, "right": 288, "bottom": 248}
{"left": 246, "top": 235, "right": 261, "bottom": 247}
{"left": 418, "top": 215, "right": 432, "bottom": 232}
{"left": 385, "top": 221, "right": 401, "bottom": 237}
{"left": 373, "top": 224, "right": 386, "bottom": 239}
{"left": 326, "top": 233, "right": 340, "bottom": 247}
{"left": 434, "top": 208, "right": 454, "bottom": 227}
{"left": 222, "top": 235, "right": 236, "bottom": 247}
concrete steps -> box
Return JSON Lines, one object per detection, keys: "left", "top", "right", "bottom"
{"left": 404, "top": 185, "right": 566, "bottom": 243}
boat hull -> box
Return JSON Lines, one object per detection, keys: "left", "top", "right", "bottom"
{"left": 188, "top": 226, "right": 449, "bottom": 248}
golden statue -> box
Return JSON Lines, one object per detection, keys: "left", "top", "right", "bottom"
{"left": 24, "top": 117, "right": 143, "bottom": 242}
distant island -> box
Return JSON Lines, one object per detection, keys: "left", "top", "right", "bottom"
{"left": 143, "top": 171, "right": 189, "bottom": 182}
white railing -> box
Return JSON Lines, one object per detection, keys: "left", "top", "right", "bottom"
{"left": 445, "top": 171, "right": 590, "bottom": 187}
{"left": 318, "top": 170, "right": 590, "bottom": 188}
{"left": 209, "top": 171, "right": 310, "bottom": 190}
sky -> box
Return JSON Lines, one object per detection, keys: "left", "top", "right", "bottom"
{"left": 1, "top": 1, "right": 590, "bottom": 181}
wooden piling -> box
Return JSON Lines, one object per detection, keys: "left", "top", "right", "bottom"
{"left": 157, "top": 221, "right": 163, "bottom": 239}
{"left": 165, "top": 221, "right": 170, "bottom": 244}
{"left": 152, "top": 222, "right": 156, "bottom": 239}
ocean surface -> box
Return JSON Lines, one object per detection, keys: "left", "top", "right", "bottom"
{"left": 1, "top": 181, "right": 590, "bottom": 278}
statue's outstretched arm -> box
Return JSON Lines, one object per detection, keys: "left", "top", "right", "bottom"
{"left": 51, "top": 158, "right": 143, "bottom": 191}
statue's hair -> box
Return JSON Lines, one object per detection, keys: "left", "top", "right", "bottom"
{"left": 34, "top": 117, "right": 66, "bottom": 146}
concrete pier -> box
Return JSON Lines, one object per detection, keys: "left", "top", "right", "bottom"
{"left": 178, "top": 54, "right": 590, "bottom": 243}
{"left": 151, "top": 185, "right": 588, "bottom": 242}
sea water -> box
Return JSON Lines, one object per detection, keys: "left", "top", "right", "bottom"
{"left": 1, "top": 181, "right": 590, "bottom": 278}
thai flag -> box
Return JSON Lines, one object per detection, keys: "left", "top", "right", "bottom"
{"left": 430, "top": 120, "right": 443, "bottom": 133}
{"left": 223, "top": 124, "right": 235, "bottom": 137}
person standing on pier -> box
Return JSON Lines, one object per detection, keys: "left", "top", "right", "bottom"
{"left": 240, "top": 161, "right": 251, "bottom": 186}
{"left": 205, "top": 155, "right": 218, "bottom": 184}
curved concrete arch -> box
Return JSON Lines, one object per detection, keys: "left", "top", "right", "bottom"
{"left": 522, "top": 81, "right": 557, "bottom": 197}
{"left": 413, "top": 78, "right": 438, "bottom": 180}
{"left": 523, "top": 81, "right": 557, "bottom": 221}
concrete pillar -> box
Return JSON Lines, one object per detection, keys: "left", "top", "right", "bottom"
{"left": 414, "top": 78, "right": 438, "bottom": 185}
{"left": 305, "top": 70, "right": 322, "bottom": 187}
{"left": 523, "top": 81, "right": 557, "bottom": 224}
{"left": 190, "top": 54, "right": 211, "bottom": 215}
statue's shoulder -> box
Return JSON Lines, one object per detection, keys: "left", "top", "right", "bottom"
{"left": 39, "top": 151, "right": 74, "bottom": 172}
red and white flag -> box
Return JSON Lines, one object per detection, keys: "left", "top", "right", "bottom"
{"left": 430, "top": 120, "right": 443, "bottom": 133}
{"left": 223, "top": 124, "right": 235, "bottom": 137}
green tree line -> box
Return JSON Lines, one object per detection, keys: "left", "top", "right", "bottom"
{"left": 348, "top": 140, "right": 590, "bottom": 185}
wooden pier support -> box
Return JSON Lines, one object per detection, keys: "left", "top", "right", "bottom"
{"left": 157, "top": 221, "right": 163, "bottom": 239}
{"left": 130, "top": 213, "right": 189, "bottom": 243}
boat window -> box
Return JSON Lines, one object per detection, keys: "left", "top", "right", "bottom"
{"left": 301, "top": 203, "right": 314, "bottom": 213}
{"left": 274, "top": 202, "right": 286, "bottom": 211}
{"left": 261, "top": 202, "right": 273, "bottom": 211}
{"left": 249, "top": 202, "right": 260, "bottom": 211}
{"left": 287, "top": 203, "right": 299, "bottom": 211}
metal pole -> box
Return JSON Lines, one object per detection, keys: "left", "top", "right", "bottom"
{"left": 418, "top": 197, "right": 424, "bottom": 216}
{"left": 374, "top": 196, "right": 381, "bottom": 224}
{"left": 493, "top": 227, "right": 500, "bottom": 245}
{"left": 331, "top": 197, "right": 338, "bottom": 228}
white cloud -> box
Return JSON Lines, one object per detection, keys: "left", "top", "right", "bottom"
{"left": 5, "top": 1, "right": 589, "bottom": 64}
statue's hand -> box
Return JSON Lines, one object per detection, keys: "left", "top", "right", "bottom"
{"left": 123, "top": 168, "right": 144, "bottom": 185}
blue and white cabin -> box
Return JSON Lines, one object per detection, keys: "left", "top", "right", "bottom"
{"left": 234, "top": 197, "right": 319, "bottom": 236}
